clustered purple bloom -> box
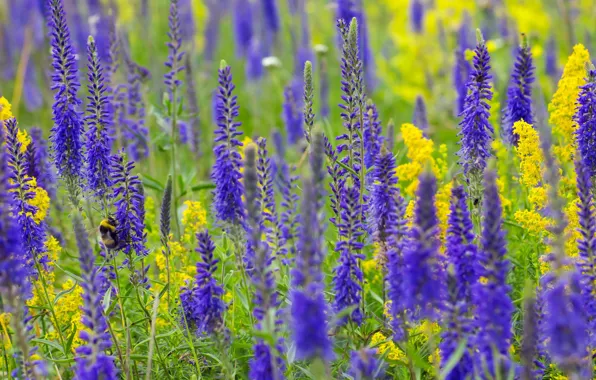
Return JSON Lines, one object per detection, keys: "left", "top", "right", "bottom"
{"left": 274, "top": 134, "right": 299, "bottom": 259}
{"left": 212, "top": 63, "right": 245, "bottom": 225}
{"left": 403, "top": 171, "right": 444, "bottom": 320}
{"left": 409, "top": 0, "right": 424, "bottom": 33}
{"left": 73, "top": 214, "right": 118, "bottom": 380}
{"left": 111, "top": 153, "right": 148, "bottom": 258}
{"left": 575, "top": 159, "right": 596, "bottom": 347}
{"left": 575, "top": 69, "right": 596, "bottom": 178}
{"left": 85, "top": 35, "right": 114, "bottom": 202}
{"left": 180, "top": 230, "right": 226, "bottom": 336}
{"left": 122, "top": 55, "right": 149, "bottom": 161}
{"left": 440, "top": 185, "right": 477, "bottom": 379}
{"left": 505, "top": 35, "right": 535, "bottom": 145}
{"left": 545, "top": 36, "right": 559, "bottom": 79}
{"left": 412, "top": 95, "right": 428, "bottom": 132}
{"left": 472, "top": 170, "right": 513, "bottom": 376}
{"left": 233, "top": 0, "right": 254, "bottom": 58}
{"left": 47, "top": 0, "right": 85, "bottom": 182}
{"left": 257, "top": 138, "right": 284, "bottom": 257}
{"left": 5, "top": 118, "right": 48, "bottom": 273}
{"left": 458, "top": 31, "right": 493, "bottom": 179}
{"left": 333, "top": 184, "right": 365, "bottom": 324}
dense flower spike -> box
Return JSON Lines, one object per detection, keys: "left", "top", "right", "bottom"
{"left": 233, "top": 0, "right": 253, "bottom": 57}
{"left": 409, "top": 0, "right": 424, "bottom": 33}
{"left": 73, "top": 214, "right": 117, "bottom": 380}
{"left": 164, "top": 0, "right": 185, "bottom": 101}
{"left": 303, "top": 61, "right": 314, "bottom": 143}
{"left": 576, "top": 69, "right": 596, "bottom": 178}
{"left": 0, "top": 127, "right": 29, "bottom": 295}
{"left": 545, "top": 36, "right": 558, "bottom": 79}
{"left": 337, "top": 18, "right": 366, "bottom": 181}
{"left": 261, "top": 0, "right": 280, "bottom": 36}
{"left": 212, "top": 62, "right": 245, "bottom": 225}
{"left": 363, "top": 100, "right": 382, "bottom": 170}
{"left": 575, "top": 159, "right": 596, "bottom": 347}
{"left": 473, "top": 170, "right": 513, "bottom": 376}
{"left": 257, "top": 138, "right": 282, "bottom": 255}
{"left": 505, "top": 34, "right": 535, "bottom": 145}
{"left": 333, "top": 184, "right": 365, "bottom": 324}
{"left": 403, "top": 171, "right": 443, "bottom": 320}
{"left": 5, "top": 118, "right": 48, "bottom": 274}
{"left": 111, "top": 153, "right": 148, "bottom": 258}
{"left": 123, "top": 53, "right": 149, "bottom": 160}
{"left": 47, "top": 0, "right": 85, "bottom": 185}
{"left": 244, "top": 143, "right": 285, "bottom": 380}
{"left": 440, "top": 185, "right": 476, "bottom": 379}
{"left": 291, "top": 178, "right": 333, "bottom": 362}
{"left": 85, "top": 36, "right": 113, "bottom": 203}
{"left": 458, "top": 30, "right": 493, "bottom": 186}
{"left": 184, "top": 55, "right": 201, "bottom": 157}
{"left": 275, "top": 139, "right": 299, "bottom": 258}
{"left": 180, "top": 230, "right": 226, "bottom": 335}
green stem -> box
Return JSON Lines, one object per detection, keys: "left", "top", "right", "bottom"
{"left": 179, "top": 310, "right": 202, "bottom": 378}
{"left": 112, "top": 257, "right": 132, "bottom": 380}
{"left": 32, "top": 262, "right": 67, "bottom": 350}
{"left": 170, "top": 87, "right": 182, "bottom": 240}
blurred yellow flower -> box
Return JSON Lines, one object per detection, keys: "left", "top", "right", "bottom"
{"left": 371, "top": 332, "right": 406, "bottom": 362}
{"left": 182, "top": 200, "right": 207, "bottom": 239}
{"left": 0, "top": 96, "right": 13, "bottom": 121}
{"left": 514, "top": 209, "right": 551, "bottom": 235}
{"left": 514, "top": 121, "right": 543, "bottom": 188}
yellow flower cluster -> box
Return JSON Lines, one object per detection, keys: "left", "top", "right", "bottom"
{"left": 0, "top": 96, "right": 13, "bottom": 121}
{"left": 396, "top": 123, "right": 446, "bottom": 196}
{"left": 513, "top": 121, "right": 543, "bottom": 188}
{"left": 528, "top": 186, "right": 547, "bottom": 209}
{"left": 370, "top": 332, "right": 406, "bottom": 362}
{"left": 362, "top": 257, "right": 382, "bottom": 284}
{"left": 28, "top": 177, "right": 50, "bottom": 224}
{"left": 27, "top": 237, "right": 62, "bottom": 309}
{"left": 548, "top": 44, "right": 591, "bottom": 163}
{"left": 51, "top": 280, "right": 85, "bottom": 348}
{"left": 436, "top": 181, "right": 453, "bottom": 244}
{"left": 514, "top": 210, "right": 551, "bottom": 236}
{"left": 564, "top": 200, "right": 580, "bottom": 258}
{"left": 182, "top": 200, "right": 208, "bottom": 243}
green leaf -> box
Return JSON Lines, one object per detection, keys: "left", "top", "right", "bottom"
{"left": 53, "top": 282, "right": 77, "bottom": 305}
{"left": 103, "top": 287, "right": 113, "bottom": 314}
{"left": 65, "top": 324, "right": 78, "bottom": 353}
{"left": 438, "top": 338, "right": 468, "bottom": 379}
{"left": 190, "top": 182, "right": 216, "bottom": 192}
{"left": 55, "top": 264, "right": 84, "bottom": 283}
{"left": 31, "top": 338, "right": 65, "bottom": 354}
{"left": 142, "top": 175, "right": 165, "bottom": 192}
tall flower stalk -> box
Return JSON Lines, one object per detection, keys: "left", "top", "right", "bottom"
{"left": 47, "top": 0, "right": 85, "bottom": 207}
{"left": 505, "top": 34, "right": 534, "bottom": 145}
{"left": 85, "top": 35, "right": 113, "bottom": 212}
{"left": 458, "top": 30, "right": 493, "bottom": 206}
{"left": 164, "top": 0, "right": 186, "bottom": 239}
{"left": 575, "top": 67, "right": 596, "bottom": 179}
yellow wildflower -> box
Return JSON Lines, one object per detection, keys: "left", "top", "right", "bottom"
{"left": 549, "top": 44, "right": 591, "bottom": 163}
{"left": 223, "top": 291, "right": 233, "bottom": 303}
{"left": 514, "top": 209, "right": 551, "bottom": 236}
{"left": 28, "top": 178, "right": 50, "bottom": 224}
{"left": 528, "top": 186, "right": 547, "bottom": 209}
{"left": 396, "top": 124, "right": 441, "bottom": 195}
{"left": 565, "top": 200, "right": 580, "bottom": 258}
{"left": 479, "top": 276, "right": 489, "bottom": 285}
{"left": 182, "top": 200, "right": 207, "bottom": 241}
{"left": 362, "top": 258, "right": 381, "bottom": 284}
{"left": 52, "top": 280, "right": 85, "bottom": 347}
{"left": 436, "top": 181, "right": 452, "bottom": 243}
{"left": 0, "top": 97, "right": 13, "bottom": 121}
{"left": 371, "top": 332, "right": 406, "bottom": 362}
{"left": 514, "top": 121, "right": 543, "bottom": 188}
{"left": 17, "top": 128, "right": 31, "bottom": 152}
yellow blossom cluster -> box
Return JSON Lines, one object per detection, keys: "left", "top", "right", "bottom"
{"left": 396, "top": 123, "right": 446, "bottom": 196}
{"left": 50, "top": 280, "right": 85, "bottom": 348}
{"left": 370, "top": 332, "right": 406, "bottom": 362}
{"left": 182, "top": 200, "right": 208, "bottom": 243}
{"left": 0, "top": 96, "right": 13, "bottom": 121}
{"left": 514, "top": 210, "right": 551, "bottom": 236}
{"left": 513, "top": 121, "right": 543, "bottom": 188}
{"left": 549, "top": 44, "right": 591, "bottom": 163}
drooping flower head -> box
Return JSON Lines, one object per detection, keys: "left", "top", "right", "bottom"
{"left": 472, "top": 170, "right": 513, "bottom": 376}
{"left": 85, "top": 35, "right": 114, "bottom": 203}
{"left": 212, "top": 61, "right": 245, "bottom": 225}
{"left": 47, "top": 0, "right": 85, "bottom": 186}
{"left": 73, "top": 213, "right": 117, "bottom": 380}
{"left": 180, "top": 230, "right": 226, "bottom": 335}
{"left": 505, "top": 34, "right": 535, "bottom": 145}
{"left": 458, "top": 30, "right": 493, "bottom": 185}
{"left": 575, "top": 68, "right": 596, "bottom": 178}
{"left": 403, "top": 171, "right": 444, "bottom": 320}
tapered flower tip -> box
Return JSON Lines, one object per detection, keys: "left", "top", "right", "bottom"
{"left": 348, "top": 17, "right": 359, "bottom": 46}
{"left": 244, "top": 142, "right": 257, "bottom": 162}
{"left": 476, "top": 29, "right": 485, "bottom": 45}
{"left": 87, "top": 35, "right": 95, "bottom": 45}
{"left": 586, "top": 61, "right": 596, "bottom": 73}
{"left": 379, "top": 143, "right": 389, "bottom": 156}
{"left": 520, "top": 33, "right": 528, "bottom": 49}
{"left": 219, "top": 59, "right": 228, "bottom": 70}
{"left": 304, "top": 60, "right": 312, "bottom": 79}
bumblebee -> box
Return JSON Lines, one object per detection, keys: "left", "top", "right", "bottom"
{"left": 99, "top": 217, "right": 119, "bottom": 250}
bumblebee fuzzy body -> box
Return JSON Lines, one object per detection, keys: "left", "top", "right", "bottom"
{"left": 99, "top": 218, "right": 119, "bottom": 250}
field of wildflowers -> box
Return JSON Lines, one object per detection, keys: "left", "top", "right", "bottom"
{"left": 2, "top": 0, "right": 596, "bottom": 379}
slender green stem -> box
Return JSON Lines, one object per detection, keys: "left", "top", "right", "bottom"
{"left": 112, "top": 257, "right": 132, "bottom": 380}
{"left": 105, "top": 318, "right": 126, "bottom": 373}
{"left": 32, "top": 262, "right": 67, "bottom": 349}
{"left": 170, "top": 87, "right": 182, "bottom": 240}
{"left": 179, "top": 311, "right": 202, "bottom": 378}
